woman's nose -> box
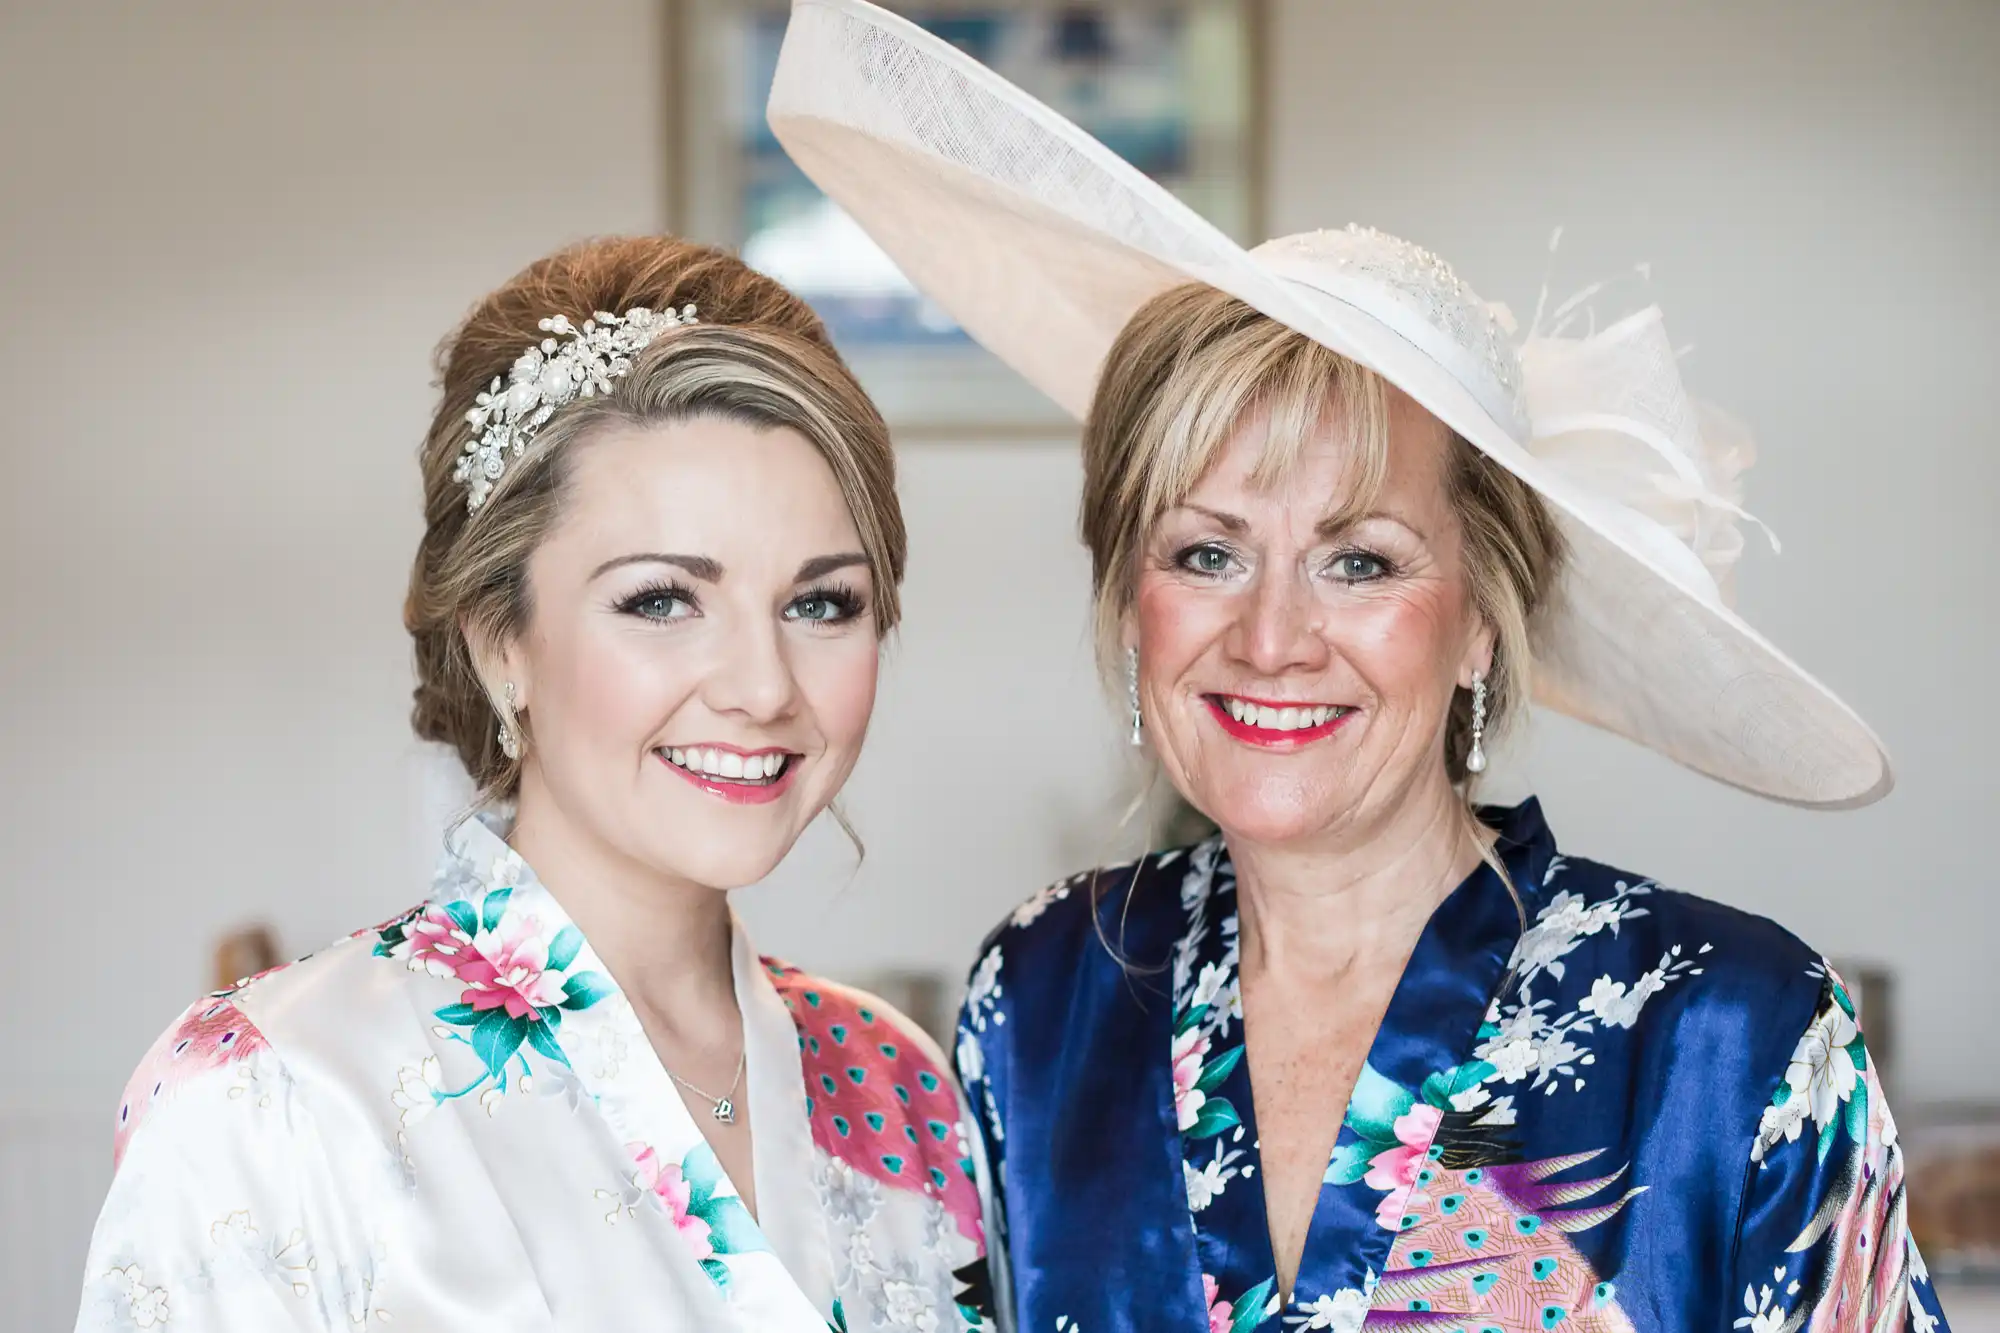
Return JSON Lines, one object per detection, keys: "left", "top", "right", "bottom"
{"left": 1230, "top": 570, "right": 1327, "bottom": 677}
{"left": 705, "top": 621, "right": 800, "bottom": 723}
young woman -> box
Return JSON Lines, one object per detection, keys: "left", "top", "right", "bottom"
{"left": 75, "top": 237, "right": 990, "bottom": 1332}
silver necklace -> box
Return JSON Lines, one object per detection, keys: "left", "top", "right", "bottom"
{"left": 668, "top": 1051, "right": 746, "bottom": 1125}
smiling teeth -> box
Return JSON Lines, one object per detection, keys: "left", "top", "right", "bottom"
{"left": 664, "top": 748, "right": 786, "bottom": 781}
{"left": 1221, "top": 698, "right": 1345, "bottom": 731}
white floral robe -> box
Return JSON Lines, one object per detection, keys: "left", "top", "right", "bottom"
{"left": 75, "top": 814, "right": 990, "bottom": 1332}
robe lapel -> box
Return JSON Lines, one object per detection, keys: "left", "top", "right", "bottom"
{"left": 428, "top": 815, "right": 831, "bottom": 1331}
{"left": 1292, "top": 801, "right": 1556, "bottom": 1310}
{"left": 1158, "top": 806, "right": 1558, "bottom": 1318}
{"left": 738, "top": 924, "right": 836, "bottom": 1316}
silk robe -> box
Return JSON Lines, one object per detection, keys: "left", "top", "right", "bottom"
{"left": 77, "top": 812, "right": 991, "bottom": 1332}
{"left": 957, "top": 799, "right": 1948, "bottom": 1333}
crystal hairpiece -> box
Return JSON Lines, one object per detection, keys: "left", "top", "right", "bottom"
{"left": 453, "top": 303, "right": 699, "bottom": 512}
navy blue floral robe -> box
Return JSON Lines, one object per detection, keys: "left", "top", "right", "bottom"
{"left": 956, "top": 800, "right": 1947, "bottom": 1333}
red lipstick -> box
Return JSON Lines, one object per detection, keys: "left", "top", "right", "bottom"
{"left": 1204, "top": 694, "right": 1354, "bottom": 749}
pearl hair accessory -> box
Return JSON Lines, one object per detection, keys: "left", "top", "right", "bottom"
{"left": 453, "top": 304, "right": 700, "bottom": 512}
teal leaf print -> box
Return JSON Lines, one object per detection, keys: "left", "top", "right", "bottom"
{"left": 1189, "top": 1099, "right": 1242, "bottom": 1139}
{"left": 1229, "top": 1277, "right": 1278, "bottom": 1333}
{"left": 546, "top": 924, "right": 584, "bottom": 973}
{"left": 699, "top": 1257, "right": 730, "bottom": 1288}
{"left": 1346, "top": 1062, "right": 1416, "bottom": 1140}
{"left": 1196, "top": 1045, "right": 1245, "bottom": 1095}
{"left": 444, "top": 899, "right": 479, "bottom": 939}
{"left": 525, "top": 1018, "right": 567, "bottom": 1065}
{"left": 480, "top": 886, "right": 513, "bottom": 933}
{"left": 678, "top": 1142, "right": 766, "bottom": 1256}
{"left": 699, "top": 1194, "right": 767, "bottom": 1257}
{"left": 433, "top": 1002, "right": 482, "bottom": 1026}
{"left": 472, "top": 1009, "right": 530, "bottom": 1077}
{"left": 561, "top": 970, "right": 615, "bottom": 1011}
{"left": 371, "top": 907, "right": 419, "bottom": 958}
{"left": 1326, "top": 1141, "right": 1377, "bottom": 1186}
{"left": 1421, "top": 1060, "right": 1493, "bottom": 1109}
{"left": 681, "top": 1141, "right": 728, "bottom": 1213}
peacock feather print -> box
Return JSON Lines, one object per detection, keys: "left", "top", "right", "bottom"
{"left": 1365, "top": 1150, "right": 1643, "bottom": 1331}
{"left": 1329, "top": 1064, "right": 1644, "bottom": 1331}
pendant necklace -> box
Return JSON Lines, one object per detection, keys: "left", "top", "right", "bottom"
{"left": 668, "top": 1050, "right": 746, "bottom": 1125}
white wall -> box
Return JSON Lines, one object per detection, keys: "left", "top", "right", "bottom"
{"left": 2, "top": 1, "right": 1995, "bottom": 1327}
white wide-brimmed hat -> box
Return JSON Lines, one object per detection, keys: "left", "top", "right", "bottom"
{"left": 767, "top": 0, "right": 1890, "bottom": 808}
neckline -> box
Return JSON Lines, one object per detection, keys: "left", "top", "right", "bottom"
{"left": 430, "top": 813, "right": 837, "bottom": 1322}
{"left": 1165, "top": 799, "right": 1555, "bottom": 1318}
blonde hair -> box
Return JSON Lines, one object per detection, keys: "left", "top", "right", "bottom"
{"left": 1079, "top": 282, "right": 1566, "bottom": 791}
{"left": 405, "top": 237, "right": 906, "bottom": 798}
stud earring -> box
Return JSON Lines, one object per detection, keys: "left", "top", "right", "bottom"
{"left": 1465, "top": 673, "right": 1488, "bottom": 776}
{"left": 497, "top": 681, "right": 523, "bottom": 761}
{"left": 1126, "top": 646, "right": 1143, "bottom": 748}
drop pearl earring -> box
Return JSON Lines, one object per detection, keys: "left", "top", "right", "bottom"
{"left": 498, "top": 682, "right": 523, "bottom": 761}
{"left": 1466, "top": 673, "right": 1488, "bottom": 776}
{"left": 1127, "top": 647, "right": 1143, "bottom": 748}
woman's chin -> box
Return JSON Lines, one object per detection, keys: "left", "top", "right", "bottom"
{"left": 1188, "top": 785, "right": 1358, "bottom": 851}
{"left": 622, "top": 807, "right": 803, "bottom": 891}
{"left": 635, "top": 839, "right": 792, "bottom": 893}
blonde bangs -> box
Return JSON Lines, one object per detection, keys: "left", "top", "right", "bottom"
{"left": 1084, "top": 283, "right": 1395, "bottom": 666}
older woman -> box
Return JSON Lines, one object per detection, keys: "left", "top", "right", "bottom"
{"left": 769, "top": 4, "right": 1948, "bottom": 1332}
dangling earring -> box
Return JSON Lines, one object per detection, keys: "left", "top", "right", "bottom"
{"left": 497, "top": 681, "right": 523, "bottom": 761}
{"left": 1465, "top": 673, "right": 1488, "bottom": 775}
{"left": 1126, "top": 646, "right": 1144, "bottom": 748}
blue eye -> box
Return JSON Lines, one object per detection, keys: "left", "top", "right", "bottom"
{"left": 1330, "top": 550, "right": 1389, "bottom": 581}
{"left": 1179, "top": 543, "right": 1234, "bottom": 576}
{"left": 785, "top": 584, "right": 864, "bottom": 625}
{"left": 790, "top": 596, "right": 841, "bottom": 622}
{"left": 620, "top": 584, "right": 695, "bottom": 621}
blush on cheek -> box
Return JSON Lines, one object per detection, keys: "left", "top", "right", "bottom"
{"left": 803, "top": 643, "right": 880, "bottom": 762}
{"left": 566, "top": 634, "right": 694, "bottom": 756}
{"left": 1132, "top": 577, "right": 1235, "bottom": 672}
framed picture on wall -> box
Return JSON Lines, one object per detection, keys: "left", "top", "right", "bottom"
{"left": 667, "top": 0, "right": 1266, "bottom": 435}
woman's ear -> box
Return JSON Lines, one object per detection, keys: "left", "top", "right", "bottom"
{"left": 1458, "top": 622, "right": 1497, "bottom": 690}
{"left": 462, "top": 616, "right": 529, "bottom": 718}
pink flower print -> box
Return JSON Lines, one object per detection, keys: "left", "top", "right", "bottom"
{"left": 1202, "top": 1273, "right": 1230, "bottom": 1333}
{"left": 632, "top": 1144, "right": 715, "bottom": 1262}
{"left": 456, "top": 915, "right": 568, "bottom": 1019}
{"left": 1365, "top": 1102, "right": 1443, "bottom": 1230}
{"left": 1172, "top": 1026, "right": 1213, "bottom": 1131}
{"left": 407, "top": 904, "right": 475, "bottom": 979}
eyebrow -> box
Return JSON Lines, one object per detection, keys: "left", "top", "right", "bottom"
{"left": 589, "top": 553, "right": 723, "bottom": 582}
{"left": 796, "top": 552, "right": 868, "bottom": 582}
{"left": 1316, "top": 509, "right": 1429, "bottom": 542}
{"left": 1174, "top": 503, "right": 1427, "bottom": 544}
{"left": 1180, "top": 504, "right": 1248, "bottom": 535}
{"left": 588, "top": 551, "right": 869, "bottom": 584}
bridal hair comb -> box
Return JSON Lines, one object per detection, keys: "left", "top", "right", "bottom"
{"left": 453, "top": 304, "right": 699, "bottom": 512}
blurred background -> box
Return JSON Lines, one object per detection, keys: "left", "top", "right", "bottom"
{"left": 3, "top": 1, "right": 1996, "bottom": 1328}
